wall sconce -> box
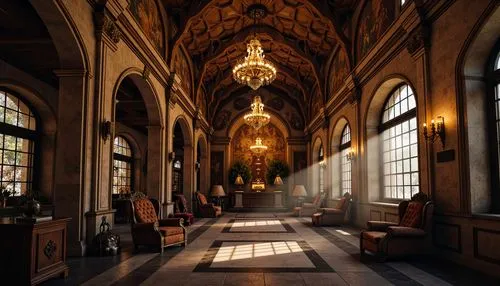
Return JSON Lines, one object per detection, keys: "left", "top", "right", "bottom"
{"left": 346, "top": 150, "right": 356, "bottom": 162}
{"left": 319, "top": 160, "right": 327, "bottom": 169}
{"left": 423, "top": 116, "right": 446, "bottom": 148}
{"left": 195, "top": 161, "right": 201, "bottom": 170}
{"left": 101, "top": 121, "right": 114, "bottom": 141}
{"left": 168, "top": 151, "right": 176, "bottom": 162}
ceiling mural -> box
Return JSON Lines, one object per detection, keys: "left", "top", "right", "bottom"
{"left": 286, "top": 111, "right": 304, "bottom": 131}
{"left": 233, "top": 96, "right": 252, "bottom": 110}
{"left": 356, "top": 0, "right": 395, "bottom": 61}
{"left": 197, "top": 87, "right": 208, "bottom": 120}
{"left": 310, "top": 87, "right": 322, "bottom": 121}
{"left": 213, "top": 109, "right": 232, "bottom": 131}
{"left": 129, "top": 0, "right": 164, "bottom": 53}
{"left": 172, "top": 46, "right": 193, "bottom": 99}
{"left": 232, "top": 123, "right": 286, "bottom": 182}
{"left": 266, "top": 96, "right": 285, "bottom": 111}
{"left": 328, "top": 47, "right": 350, "bottom": 97}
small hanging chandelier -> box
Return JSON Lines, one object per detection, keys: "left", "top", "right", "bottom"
{"left": 232, "top": 4, "right": 276, "bottom": 90}
{"left": 244, "top": 95, "right": 270, "bottom": 130}
{"left": 250, "top": 137, "right": 268, "bottom": 154}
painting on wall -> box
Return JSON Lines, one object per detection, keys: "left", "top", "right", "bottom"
{"left": 310, "top": 89, "right": 322, "bottom": 121}
{"left": 173, "top": 47, "right": 193, "bottom": 100}
{"left": 213, "top": 110, "right": 232, "bottom": 130}
{"left": 356, "top": 0, "right": 395, "bottom": 60}
{"left": 286, "top": 112, "right": 304, "bottom": 130}
{"left": 197, "top": 89, "right": 208, "bottom": 120}
{"left": 129, "top": 0, "right": 164, "bottom": 53}
{"left": 232, "top": 123, "right": 286, "bottom": 182}
{"left": 210, "top": 151, "right": 224, "bottom": 186}
{"left": 328, "top": 48, "right": 349, "bottom": 96}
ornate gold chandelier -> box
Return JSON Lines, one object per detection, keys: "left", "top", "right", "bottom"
{"left": 232, "top": 38, "right": 276, "bottom": 90}
{"left": 244, "top": 95, "right": 270, "bottom": 130}
{"left": 232, "top": 4, "right": 276, "bottom": 90}
{"left": 250, "top": 137, "right": 268, "bottom": 154}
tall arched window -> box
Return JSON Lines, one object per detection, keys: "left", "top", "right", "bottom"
{"left": 319, "top": 145, "right": 325, "bottom": 193}
{"left": 380, "top": 84, "right": 419, "bottom": 200}
{"left": 489, "top": 48, "right": 500, "bottom": 205}
{"left": 0, "top": 89, "right": 37, "bottom": 196}
{"left": 340, "top": 125, "right": 352, "bottom": 194}
{"left": 113, "top": 136, "right": 133, "bottom": 194}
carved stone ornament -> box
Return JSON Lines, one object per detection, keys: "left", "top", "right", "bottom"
{"left": 142, "top": 65, "right": 151, "bottom": 80}
{"left": 44, "top": 240, "right": 57, "bottom": 259}
{"left": 406, "top": 25, "right": 430, "bottom": 56}
{"left": 94, "top": 11, "right": 121, "bottom": 44}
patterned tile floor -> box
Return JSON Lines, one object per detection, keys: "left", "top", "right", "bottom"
{"left": 42, "top": 213, "right": 500, "bottom": 286}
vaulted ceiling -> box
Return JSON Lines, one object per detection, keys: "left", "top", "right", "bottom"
{"left": 162, "top": 0, "right": 357, "bottom": 124}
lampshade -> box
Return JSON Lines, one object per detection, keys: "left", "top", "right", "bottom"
{"left": 292, "top": 185, "right": 307, "bottom": 197}
{"left": 274, "top": 175, "right": 283, "bottom": 185}
{"left": 235, "top": 175, "right": 244, "bottom": 185}
{"left": 211, "top": 185, "right": 226, "bottom": 197}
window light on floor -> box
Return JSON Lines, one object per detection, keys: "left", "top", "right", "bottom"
{"left": 213, "top": 241, "right": 303, "bottom": 262}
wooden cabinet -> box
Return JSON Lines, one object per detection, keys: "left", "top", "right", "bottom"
{"left": 0, "top": 218, "right": 71, "bottom": 285}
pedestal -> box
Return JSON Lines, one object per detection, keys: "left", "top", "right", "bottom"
{"left": 234, "top": 191, "right": 243, "bottom": 208}
{"left": 274, "top": 191, "right": 283, "bottom": 208}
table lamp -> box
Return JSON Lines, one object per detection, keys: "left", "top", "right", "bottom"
{"left": 292, "top": 185, "right": 307, "bottom": 207}
{"left": 211, "top": 185, "right": 226, "bottom": 207}
{"left": 235, "top": 174, "right": 244, "bottom": 191}
{"left": 274, "top": 175, "right": 283, "bottom": 191}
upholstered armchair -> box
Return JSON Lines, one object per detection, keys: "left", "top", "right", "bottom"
{"left": 360, "top": 192, "right": 434, "bottom": 260}
{"left": 130, "top": 193, "right": 187, "bottom": 253}
{"left": 312, "top": 192, "right": 352, "bottom": 226}
{"left": 173, "top": 194, "right": 194, "bottom": 226}
{"left": 195, "top": 192, "right": 221, "bottom": 218}
{"left": 293, "top": 192, "right": 326, "bottom": 217}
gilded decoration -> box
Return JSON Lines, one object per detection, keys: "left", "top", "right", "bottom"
{"left": 356, "top": 0, "right": 395, "bottom": 60}
{"left": 129, "top": 0, "right": 164, "bottom": 52}
{"left": 232, "top": 123, "right": 285, "bottom": 182}
{"left": 328, "top": 48, "right": 349, "bottom": 96}
{"left": 173, "top": 47, "right": 193, "bottom": 99}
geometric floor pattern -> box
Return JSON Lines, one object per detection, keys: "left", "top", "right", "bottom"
{"left": 41, "top": 213, "right": 500, "bottom": 286}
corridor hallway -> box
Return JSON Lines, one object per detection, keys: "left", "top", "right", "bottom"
{"left": 42, "top": 213, "right": 499, "bottom": 286}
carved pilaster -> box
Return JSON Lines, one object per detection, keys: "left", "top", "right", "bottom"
{"left": 166, "top": 73, "right": 181, "bottom": 109}
{"left": 94, "top": 10, "right": 121, "bottom": 50}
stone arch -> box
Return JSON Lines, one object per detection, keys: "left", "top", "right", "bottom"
{"left": 456, "top": 2, "right": 500, "bottom": 213}
{"left": 172, "top": 115, "right": 194, "bottom": 208}
{"left": 364, "top": 75, "right": 417, "bottom": 202}
{"left": 112, "top": 69, "right": 164, "bottom": 200}
{"left": 0, "top": 81, "right": 57, "bottom": 202}
{"left": 330, "top": 117, "right": 350, "bottom": 198}
{"left": 196, "top": 134, "right": 209, "bottom": 195}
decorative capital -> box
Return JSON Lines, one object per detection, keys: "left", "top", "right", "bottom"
{"left": 142, "top": 65, "right": 151, "bottom": 80}
{"left": 406, "top": 24, "right": 430, "bottom": 57}
{"left": 94, "top": 11, "right": 121, "bottom": 44}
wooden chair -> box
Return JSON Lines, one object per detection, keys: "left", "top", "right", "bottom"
{"left": 130, "top": 192, "right": 187, "bottom": 252}
{"left": 360, "top": 192, "right": 434, "bottom": 260}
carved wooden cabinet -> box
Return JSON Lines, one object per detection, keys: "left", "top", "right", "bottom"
{"left": 0, "top": 217, "right": 71, "bottom": 285}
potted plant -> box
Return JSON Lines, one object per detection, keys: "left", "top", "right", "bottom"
{"left": 266, "top": 159, "right": 290, "bottom": 186}
{"left": 228, "top": 161, "right": 252, "bottom": 188}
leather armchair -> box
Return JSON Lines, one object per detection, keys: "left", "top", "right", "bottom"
{"left": 312, "top": 192, "right": 352, "bottom": 226}
{"left": 360, "top": 192, "right": 434, "bottom": 260}
{"left": 195, "top": 192, "right": 221, "bottom": 218}
{"left": 294, "top": 192, "right": 326, "bottom": 217}
{"left": 130, "top": 192, "right": 187, "bottom": 253}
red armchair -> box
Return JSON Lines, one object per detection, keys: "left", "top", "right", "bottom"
{"left": 173, "top": 194, "right": 194, "bottom": 226}
{"left": 130, "top": 192, "right": 187, "bottom": 253}
{"left": 312, "top": 192, "right": 352, "bottom": 226}
{"left": 195, "top": 192, "right": 221, "bottom": 218}
{"left": 360, "top": 192, "right": 434, "bottom": 260}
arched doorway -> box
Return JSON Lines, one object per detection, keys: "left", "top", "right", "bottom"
{"left": 172, "top": 117, "right": 193, "bottom": 209}
{"left": 113, "top": 73, "right": 163, "bottom": 200}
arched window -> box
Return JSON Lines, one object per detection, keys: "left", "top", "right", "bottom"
{"left": 113, "top": 136, "right": 133, "bottom": 194}
{"left": 340, "top": 125, "right": 352, "bottom": 194}
{"left": 319, "top": 145, "right": 325, "bottom": 193}
{"left": 380, "top": 84, "right": 419, "bottom": 200}
{"left": 489, "top": 48, "right": 500, "bottom": 204}
{"left": 0, "top": 89, "right": 37, "bottom": 196}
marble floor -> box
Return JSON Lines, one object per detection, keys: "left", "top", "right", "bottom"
{"left": 42, "top": 213, "right": 499, "bottom": 286}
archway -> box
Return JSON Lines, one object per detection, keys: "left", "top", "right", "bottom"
{"left": 330, "top": 117, "right": 350, "bottom": 198}
{"left": 113, "top": 73, "right": 163, "bottom": 201}
{"left": 196, "top": 135, "right": 209, "bottom": 195}
{"left": 172, "top": 116, "right": 194, "bottom": 209}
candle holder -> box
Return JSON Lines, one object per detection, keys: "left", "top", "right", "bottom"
{"left": 346, "top": 150, "right": 356, "bottom": 162}
{"left": 423, "top": 116, "right": 445, "bottom": 148}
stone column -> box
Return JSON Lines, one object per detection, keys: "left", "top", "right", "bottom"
{"left": 53, "top": 69, "right": 91, "bottom": 256}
